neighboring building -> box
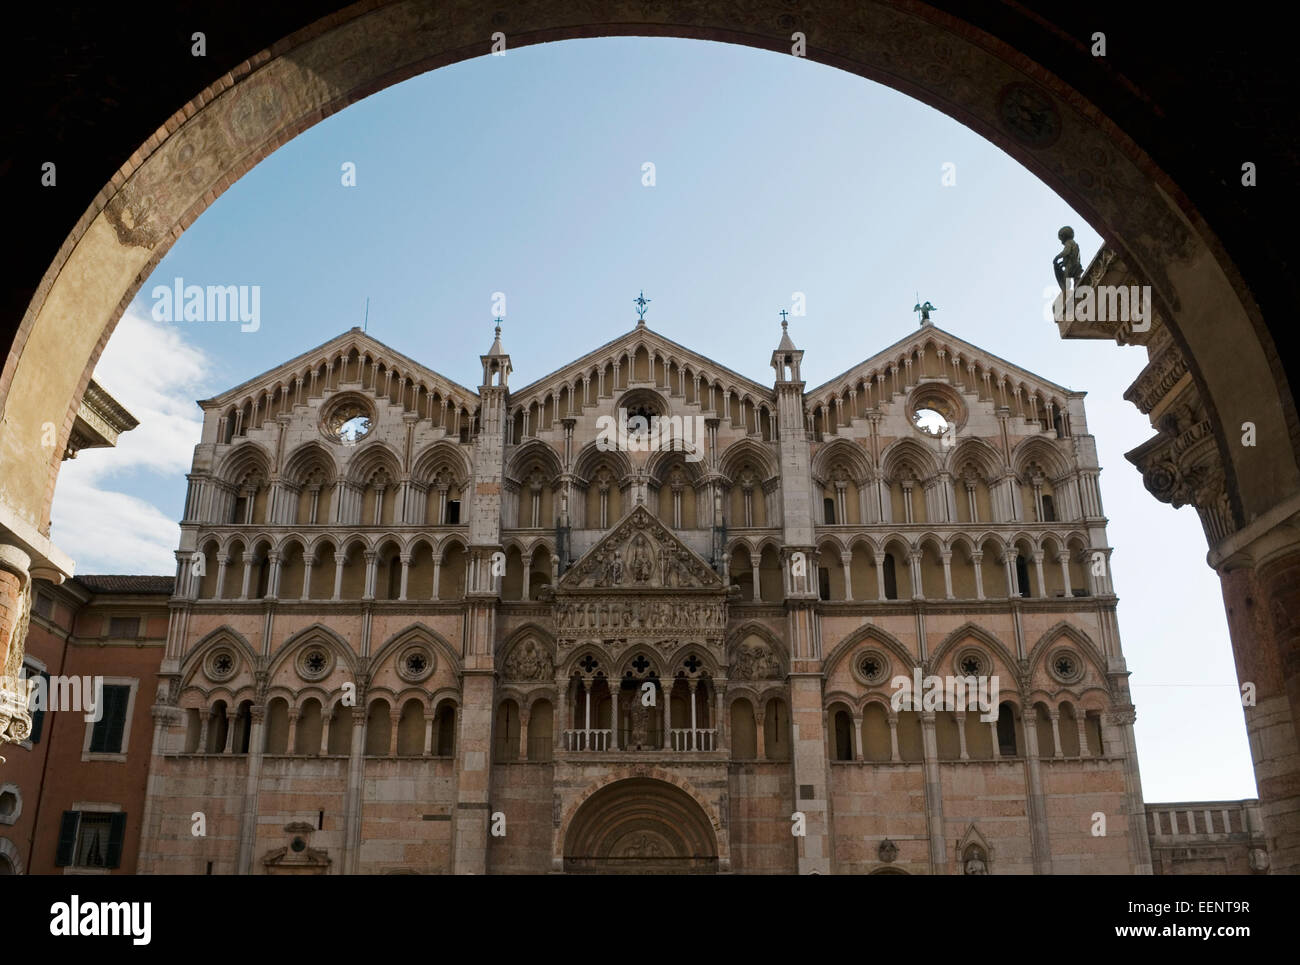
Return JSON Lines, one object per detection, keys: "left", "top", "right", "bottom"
{"left": 1, "top": 575, "right": 170, "bottom": 875}
{"left": 1, "top": 316, "right": 1269, "bottom": 874}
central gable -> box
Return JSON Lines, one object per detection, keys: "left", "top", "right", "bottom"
{"left": 509, "top": 324, "right": 773, "bottom": 401}
{"left": 559, "top": 505, "right": 725, "bottom": 592}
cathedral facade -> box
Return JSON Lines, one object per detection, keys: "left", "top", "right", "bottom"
{"left": 136, "top": 316, "right": 1152, "bottom": 874}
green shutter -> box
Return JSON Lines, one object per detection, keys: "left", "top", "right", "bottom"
{"left": 28, "top": 671, "right": 49, "bottom": 743}
{"left": 55, "top": 811, "right": 79, "bottom": 866}
{"left": 105, "top": 813, "right": 127, "bottom": 869}
{"left": 89, "top": 685, "right": 129, "bottom": 753}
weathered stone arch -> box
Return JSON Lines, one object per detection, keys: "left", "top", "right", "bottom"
{"left": 560, "top": 773, "right": 724, "bottom": 873}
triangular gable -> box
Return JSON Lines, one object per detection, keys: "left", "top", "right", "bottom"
{"left": 558, "top": 504, "right": 725, "bottom": 591}
{"left": 509, "top": 324, "right": 773, "bottom": 401}
{"left": 199, "top": 328, "right": 479, "bottom": 408}
{"left": 805, "top": 324, "right": 1078, "bottom": 402}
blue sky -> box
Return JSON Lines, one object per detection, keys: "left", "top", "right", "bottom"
{"left": 52, "top": 37, "right": 1254, "bottom": 802}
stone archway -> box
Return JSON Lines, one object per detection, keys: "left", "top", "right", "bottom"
{"left": 563, "top": 778, "right": 719, "bottom": 874}
{"left": 3, "top": 0, "right": 1299, "bottom": 871}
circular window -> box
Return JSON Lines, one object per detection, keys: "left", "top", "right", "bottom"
{"left": 1049, "top": 649, "right": 1084, "bottom": 684}
{"left": 913, "top": 407, "right": 950, "bottom": 435}
{"left": 322, "top": 396, "right": 374, "bottom": 446}
{"left": 205, "top": 647, "right": 238, "bottom": 682}
{"left": 296, "top": 645, "right": 334, "bottom": 682}
{"left": 852, "top": 649, "right": 890, "bottom": 686}
{"left": 396, "top": 644, "right": 435, "bottom": 683}
{"left": 954, "top": 649, "right": 988, "bottom": 679}
{"left": 290, "top": 836, "right": 307, "bottom": 853}
{"left": 907, "top": 385, "right": 966, "bottom": 439}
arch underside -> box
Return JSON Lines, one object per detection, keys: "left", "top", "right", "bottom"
{"left": 563, "top": 778, "right": 718, "bottom": 874}
{"left": 4, "top": 0, "right": 1293, "bottom": 557}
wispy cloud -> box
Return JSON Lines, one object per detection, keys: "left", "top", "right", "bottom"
{"left": 50, "top": 309, "right": 211, "bottom": 574}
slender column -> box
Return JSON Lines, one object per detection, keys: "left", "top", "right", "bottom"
{"left": 840, "top": 553, "right": 853, "bottom": 601}
{"left": 388, "top": 714, "right": 400, "bottom": 757}
{"left": 972, "top": 552, "right": 985, "bottom": 600}
{"left": 887, "top": 715, "right": 900, "bottom": 762}
{"left": 1021, "top": 706, "right": 1052, "bottom": 873}
{"left": 333, "top": 552, "right": 345, "bottom": 600}
{"left": 301, "top": 557, "right": 314, "bottom": 601}
{"left": 851, "top": 714, "right": 863, "bottom": 761}
{"left": 715, "top": 687, "right": 726, "bottom": 751}
{"left": 240, "top": 552, "right": 254, "bottom": 599}
{"left": 662, "top": 682, "right": 672, "bottom": 749}
{"left": 754, "top": 707, "right": 766, "bottom": 759}
{"left": 1077, "top": 714, "right": 1090, "bottom": 758}
{"left": 875, "top": 554, "right": 886, "bottom": 600}
{"left": 989, "top": 720, "right": 1001, "bottom": 759}
{"left": 342, "top": 708, "right": 368, "bottom": 874}
{"left": 424, "top": 713, "right": 435, "bottom": 756}
{"left": 362, "top": 551, "right": 377, "bottom": 600}
{"left": 689, "top": 680, "right": 698, "bottom": 749}
{"left": 609, "top": 685, "right": 619, "bottom": 751}
{"left": 1049, "top": 711, "right": 1063, "bottom": 758}
{"left": 215, "top": 555, "right": 229, "bottom": 599}
{"left": 266, "top": 552, "right": 281, "bottom": 599}
{"left": 919, "top": 712, "right": 947, "bottom": 872}
{"left": 751, "top": 558, "right": 761, "bottom": 602}
{"left": 956, "top": 712, "right": 969, "bottom": 760}
{"left": 398, "top": 554, "right": 411, "bottom": 601}
{"left": 941, "top": 552, "right": 953, "bottom": 599}
{"left": 286, "top": 709, "right": 300, "bottom": 756}
{"left": 1033, "top": 552, "right": 1048, "bottom": 599}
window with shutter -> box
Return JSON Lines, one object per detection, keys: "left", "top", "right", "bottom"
{"left": 108, "top": 616, "right": 140, "bottom": 638}
{"left": 26, "top": 668, "right": 49, "bottom": 743}
{"left": 55, "top": 811, "right": 80, "bottom": 866}
{"left": 89, "top": 685, "right": 130, "bottom": 753}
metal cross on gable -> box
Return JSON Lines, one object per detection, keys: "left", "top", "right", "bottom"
{"left": 779, "top": 309, "right": 789, "bottom": 324}
{"left": 634, "top": 290, "right": 651, "bottom": 321}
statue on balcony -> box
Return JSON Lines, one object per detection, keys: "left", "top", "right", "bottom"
{"left": 1053, "top": 226, "right": 1083, "bottom": 294}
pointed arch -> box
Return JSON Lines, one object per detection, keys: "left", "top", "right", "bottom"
{"left": 267, "top": 623, "right": 358, "bottom": 677}
{"left": 724, "top": 621, "right": 791, "bottom": 674}
{"left": 880, "top": 437, "right": 940, "bottom": 481}
{"left": 717, "top": 438, "right": 778, "bottom": 484}
{"left": 929, "top": 622, "right": 1019, "bottom": 677}
{"left": 214, "top": 440, "right": 273, "bottom": 486}
{"left": 945, "top": 436, "right": 1003, "bottom": 480}
{"left": 505, "top": 438, "right": 564, "bottom": 484}
{"left": 810, "top": 437, "right": 873, "bottom": 485}
{"left": 410, "top": 439, "right": 473, "bottom": 487}
{"left": 1026, "top": 621, "right": 1110, "bottom": 683}
{"left": 281, "top": 440, "right": 337, "bottom": 486}
{"left": 1011, "top": 436, "right": 1073, "bottom": 481}
{"left": 571, "top": 440, "right": 633, "bottom": 484}
{"left": 343, "top": 440, "right": 403, "bottom": 485}
{"left": 180, "top": 625, "right": 259, "bottom": 685}
{"left": 370, "top": 622, "right": 463, "bottom": 677}
{"left": 823, "top": 622, "right": 916, "bottom": 679}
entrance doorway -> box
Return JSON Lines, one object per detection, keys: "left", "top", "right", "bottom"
{"left": 563, "top": 778, "right": 719, "bottom": 874}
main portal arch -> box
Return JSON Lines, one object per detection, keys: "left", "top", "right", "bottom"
{"left": 563, "top": 778, "right": 719, "bottom": 874}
